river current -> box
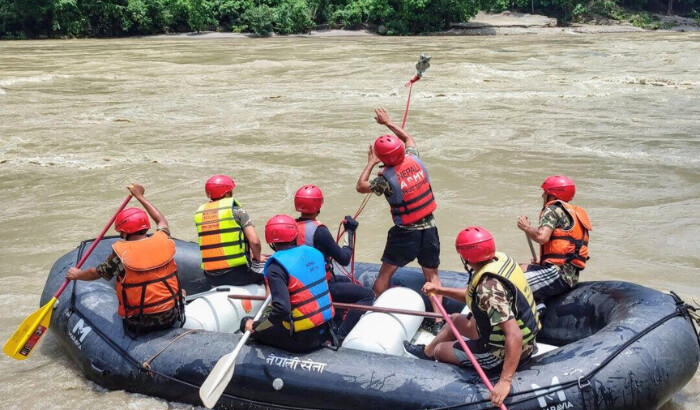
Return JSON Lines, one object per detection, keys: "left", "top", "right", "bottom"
{"left": 0, "top": 33, "right": 698, "bottom": 408}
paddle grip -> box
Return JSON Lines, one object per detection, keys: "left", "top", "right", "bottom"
{"left": 430, "top": 293, "right": 508, "bottom": 410}
{"left": 53, "top": 195, "right": 133, "bottom": 299}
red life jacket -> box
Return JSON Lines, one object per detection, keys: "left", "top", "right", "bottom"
{"left": 296, "top": 219, "right": 333, "bottom": 281}
{"left": 540, "top": 200, "right": 593, "bottom": 270}
{"left": 112, "top": 231, "right": 182, "bottom": 319}
{"left": 380, "top": 155, "right": 437, "bottom": 225}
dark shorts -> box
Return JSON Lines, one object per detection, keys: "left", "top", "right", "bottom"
{"left": 251, "top": 323, "right": 331, "bottom": 354}
{"left": 452, "top": 338, "right": 504, "bottom": 370}
{"left": 204, "top": 265, "right": 264, "bottom": 287}
{"left": 381, "top": 226, "right": 440, "bottom": 268}
{"left": 524, "top": 263, "right": 571, "bottom": 301}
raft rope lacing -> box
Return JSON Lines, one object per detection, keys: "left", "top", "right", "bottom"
{"left": 67, "top": 242, "right": 699, "bottom": 409}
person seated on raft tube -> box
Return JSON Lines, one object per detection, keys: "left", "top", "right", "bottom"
{"left": 194, "top": 174, "right": 266, "bottom": 288}
{"left": 66, "top": 184, "right": 184, "bottom": 336}
{"left": 240, "top": 215, "right": 336, "bottom": 353}
{"left": 516, "top": 175, "right": 592, "bottom": 302}
{"left": 294, "top": 184, "right": 375, "bottom": 343}
{"left": 404, "top": 226, "right": 541, "bottom": 408}
{"left": 355, "top": 108, "right": 444, "bottom": 330}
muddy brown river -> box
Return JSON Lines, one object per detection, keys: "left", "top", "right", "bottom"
{"left": 0, "top": 33, "right": 698, "bottom": 408}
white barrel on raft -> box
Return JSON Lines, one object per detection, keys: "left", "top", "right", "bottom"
{"left": 183, "top": 285, "right": 266, "bottom": 333}
{"left": 341, "top": 287, "right": 425, "bottom": 356}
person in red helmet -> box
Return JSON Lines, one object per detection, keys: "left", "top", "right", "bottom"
{"left": 294, "top": 184, "right": 374, "bottom": 344}
{"left": 355, "top": 107, "right": 443, "bottom": 331}
{"left": 517, "top": 175, "right": 593, "bottom": 302}
{"left": 66, "top": 184, "right": 184, "bottom": 336}
{"left": 404, "top": 227, "right": 541, "bottom": 408}
{"left": 195, "top": 174, "right": 266, "bottom": 288}
{"left": 241, "top": 215, "right": 335, "bottom": 353}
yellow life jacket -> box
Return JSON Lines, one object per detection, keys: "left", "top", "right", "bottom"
{"left": 466, "top": 252, "right": 541, "bottom": 348}
{"left": 194, "top": 197, "right": 248, "bottom": 271}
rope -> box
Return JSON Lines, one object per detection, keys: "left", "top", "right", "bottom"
{"left": 142, "top": 329, "right": 200, "bottom": 370}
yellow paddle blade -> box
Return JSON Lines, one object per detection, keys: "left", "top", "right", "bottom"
{"left": 3, "top": 297, "right": 56, "bottom": 360}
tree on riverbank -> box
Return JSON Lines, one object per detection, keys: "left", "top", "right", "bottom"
{"left": 1, "top": 0, "right": 698, "bottom": 38}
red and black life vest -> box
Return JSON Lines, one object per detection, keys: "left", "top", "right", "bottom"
{"left": 380, "top": 155, "right": 437, "bottom": 225}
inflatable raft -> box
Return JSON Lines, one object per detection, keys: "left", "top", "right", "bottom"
{"left": 42, "top": 237, "right": 700, "bottom": 409}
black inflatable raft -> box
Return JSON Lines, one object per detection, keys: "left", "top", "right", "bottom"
{"left": 42, "top": 237, "right": 700, "bottom": 409}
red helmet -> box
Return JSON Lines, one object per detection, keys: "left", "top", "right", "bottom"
{"left": 374, "top": 135, "right": 405, "bottom": 166}
{"left": 114, "top": 207, "right": 151, "bottom": 234}
{"left": 542, "top": 175, "right": 575, "bottom": 202}
{"left": 205, "top": 175, "right": 235, "bottom": 200}
{"left": 295, "top": 184, "right": 324, "bottom": 214}
{"left": 455, "top": 226, "right": 496, "bottom": 264}
{"left": 265, "top": 214, "right": 298, "bottom": 244}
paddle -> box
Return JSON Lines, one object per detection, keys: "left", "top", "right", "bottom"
{"left": 430, "top": 293, "right": 508, "bottom": 410}
{"left": 526, "top": 235, "right": 538, "bottom": 262}
{"left": 199, "top": 294, "right": 272, "bottom": 408}
{"left": 3, "top": 195, "right": 133, "bottom": 360}
{"left": 227, "top": 294, "right": 444, "bottom": 320}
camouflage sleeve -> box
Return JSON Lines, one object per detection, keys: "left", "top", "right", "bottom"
{"left": 476, "top": 277, "right": 516, "bottom": 327}
{"left": 95, "top": 252, "right": 124, "bottom": 281}
{"left": 538, "top": 205, "right": 560, "bottom": 231}
{"left": 539, "top": 204, "right": 571, "bottom": 231}
{"left": 233, "top": 207, "right": 254, "bottom": 228}
{"left": 369, "top": 175, "right": 393, "bottom": 196}
{"left": 405, "top": 146, "right": 419, "bottom": 158}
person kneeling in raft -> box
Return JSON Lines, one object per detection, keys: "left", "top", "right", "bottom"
{"left": 404, "top": 227, "right": 542, "bottom": 408}
{"left": 240, "top": 215, "right": 336, "bottom": 353}
{"left": 66, "top": 184, "right": 184, "bottom": 337}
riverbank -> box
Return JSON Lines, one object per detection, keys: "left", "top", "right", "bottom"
{"left": 148, "top": 12, "right": 699, "bottom": 39}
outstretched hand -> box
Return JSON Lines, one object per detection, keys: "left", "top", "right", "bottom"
{"left": 374, "top": 108, "right": 391, "bottom": 125}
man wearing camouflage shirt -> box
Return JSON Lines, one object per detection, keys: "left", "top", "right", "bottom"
{"left": 517, "top": 175, "right": 592, "bottom": 301}
{"left": 404, "top": 227, "right": 540, "bottom": 408}
{"left": 356, "top": 108, "right": 443, "bottom": 324}
{"left": 67, "top": 184, "right": 184, "bottom": 336}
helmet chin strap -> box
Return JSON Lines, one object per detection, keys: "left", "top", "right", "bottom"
{"left": 461, "top": 257, "right": 474, "bottom": 282}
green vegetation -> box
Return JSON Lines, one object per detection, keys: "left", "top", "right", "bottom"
{"left": 1, "top": 0, "right": 698, "bottom": 38}
{"left": 0, "top": 0, "right": 480, "bottom": 38}
{"left": 490, "top": 0, "right": 699, "bottom": 23}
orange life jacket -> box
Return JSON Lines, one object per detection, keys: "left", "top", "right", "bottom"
{"left": 296, "top": 219, "right": 334, "bottom": 281}
{"left": 112, "top": 231, "right": 182, "bottom": 319}
{"left": 540, "top": 201, "right": 593, "bottom": 270}
{"left": 380, "top": 155, "right": 437, "bottom": 225}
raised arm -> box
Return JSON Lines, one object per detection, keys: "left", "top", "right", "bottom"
{"left": 356, "top": 144, "right": 381, "bottom": 193}
{"left": 128, "top": 184, "right": 168, "bottom": 230}
{"left": 374, "top": 108, "right": 416, "bottom": 149}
